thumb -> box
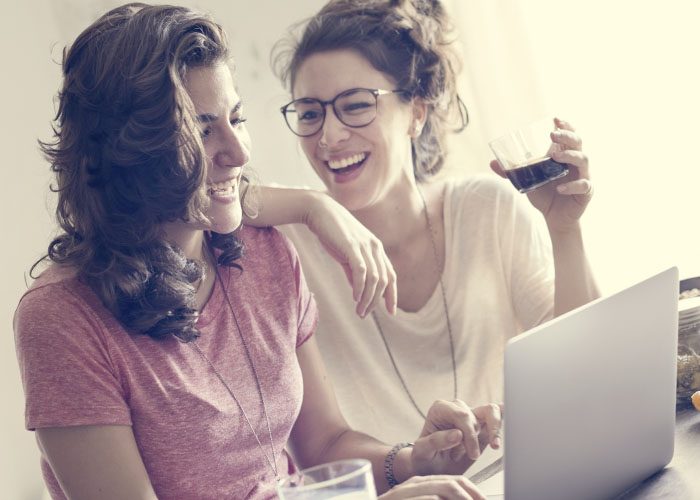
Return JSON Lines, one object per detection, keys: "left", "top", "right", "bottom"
{"left": 413, "top": 429, "right": 462, "bottom": 462}
{"left": 490, "top": 159, "right": 506, "bottom": 178}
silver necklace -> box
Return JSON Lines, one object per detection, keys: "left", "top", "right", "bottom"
{"left": 371, "top": 187, "right": 457, "bottom": 420}
{"left": 191, "top": 257, "right": 280, "bottom": 483}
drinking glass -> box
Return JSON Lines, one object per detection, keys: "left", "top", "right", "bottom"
{"left": 489, "top": 118, "right": 569, "bottom": 193}
{"left": 277, "top": 459, "right": 376, "bottom": 499}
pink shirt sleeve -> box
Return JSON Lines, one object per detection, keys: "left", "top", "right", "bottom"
{"left": 14, "top": 282, "right": 131, "bottom": 430}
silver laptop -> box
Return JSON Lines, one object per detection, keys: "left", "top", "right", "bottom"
{"left": 479, "top": 267, "right": 678, "bottom": 500}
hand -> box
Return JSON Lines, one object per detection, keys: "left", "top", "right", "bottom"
{"left": 490, "top": 117, "right": 592, "bottom": 232}
{"left": 379, "top": 475, "right": 486, "bottom": 500}
{"left": 305, "top": 193, "right": 397, "bottom": 317}
{"left": 409, "top": 400, "right": 503, "bottom": 477}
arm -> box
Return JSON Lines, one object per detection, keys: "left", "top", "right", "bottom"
{"left": 36, "top": 425, "right": 157, "bottom": 500}
{"left": 491, "top": 117, "right": 600, "bottom": 315}
{"left": 543, "top": 118, "right": 600, "bottom": 315}
{"left": 245, "top": 185, "right": 396, "bottom": 316}
{"left": 549, "top": 222, "right": 600, "bottom": 316}
{"left": 289, "top": 336, "right": 494, "bottom": 497}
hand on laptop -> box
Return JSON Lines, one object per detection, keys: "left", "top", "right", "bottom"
{"left": 411, "top": 399, "right": 503, "bottom": 476}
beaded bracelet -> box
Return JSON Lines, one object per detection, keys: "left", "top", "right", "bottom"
{"left": 384, "top": 442, "right": 414, "bottom": 488}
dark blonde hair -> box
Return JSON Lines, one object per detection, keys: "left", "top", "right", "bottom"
{"left": 37, "top": 3, "right": 243, "bottom": 342}
{"left": 274, "top": 0, "right": 468, "bottom": 180}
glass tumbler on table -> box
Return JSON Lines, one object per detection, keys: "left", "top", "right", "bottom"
{"left": 277, "top": 458, "right": 377, "bottom": 499}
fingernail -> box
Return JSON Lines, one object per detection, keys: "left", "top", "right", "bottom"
{"left": 493, "top": 436, "right": 502, "bottom": 448}
{"left": 449, "top": 430, "right": 462, "bottom": 442}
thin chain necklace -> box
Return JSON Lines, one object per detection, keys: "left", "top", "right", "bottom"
{"left": 371, "top": 186, "right": 457, "bottom": 420}
{"left": 190, "top": 251, "right": 280, "bottom": 483}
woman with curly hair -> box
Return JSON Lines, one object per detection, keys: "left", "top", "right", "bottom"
{"left": 14, "top": 3, "right": 501, "bottom": 498}
{"left": 271, "top": 0, "right": 600, "bottom": 446}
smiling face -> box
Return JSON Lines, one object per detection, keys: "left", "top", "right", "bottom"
{"left": 292, "top": 49, "right": 422, "bottom": 212}
{"left": 183, "top": 62, "right": 250, "bottom": 235}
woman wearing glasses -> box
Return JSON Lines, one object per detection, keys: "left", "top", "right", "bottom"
{"left": 16, "top": 3, "right": 502, "bottom": 498}
{"left": 259, "top": 0, "right": 601, "bottom": 447}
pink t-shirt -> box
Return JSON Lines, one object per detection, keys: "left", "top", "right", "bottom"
{"left": 14, "top": 226, "right": 318, "bottom": 499}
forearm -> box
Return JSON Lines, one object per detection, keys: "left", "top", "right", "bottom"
{"left": 313, "top": 429, "right": 416, "bottom": 494}
{"left": 242, "top": 185, "right": 325, "bottom": 227}
{"left": 549, "top": 222, "right": 600, "bottom": 316}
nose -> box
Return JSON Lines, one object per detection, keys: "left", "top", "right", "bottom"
{"left": 318, "top": 105, "right": 350, "bottom": 148}
{"left": 213, "top": 126, "right": 250, "bottom": 169}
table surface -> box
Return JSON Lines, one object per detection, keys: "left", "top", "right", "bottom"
{"left": 618, "top": 407, "right": 700, "bottom": 499}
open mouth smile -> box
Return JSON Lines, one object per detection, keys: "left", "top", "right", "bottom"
{"left": 325, "top": 152, "right": 367, "bottom": 175}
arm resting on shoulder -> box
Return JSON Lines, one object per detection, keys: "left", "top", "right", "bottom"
{"left": 242, "top": 185, "right": 327, "bottom": 227}
{"left": 244, "top": 185, "right": 397, "bottom": 316}
{"left": 36, "top": 425, "right": 158, "bottom": 500}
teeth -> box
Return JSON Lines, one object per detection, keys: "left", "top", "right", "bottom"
{"left": 328, "top": 153, "right": 366, "bottom": 170}
{"left": 207, "top": 178, "right": 237, "bottom": 195}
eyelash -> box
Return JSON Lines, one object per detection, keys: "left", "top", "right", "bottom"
{"left": 201, "top": 116, "right": 248, "bottom": 139}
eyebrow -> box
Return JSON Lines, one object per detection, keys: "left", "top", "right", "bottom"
{"left": 196, "top": 100, "right": 243, "bottom": 123}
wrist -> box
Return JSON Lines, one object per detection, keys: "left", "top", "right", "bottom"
{"left": 301, "top": 190, "right": 332, "bottom": 229}
{"left": 385, "top": 442, "right": 415, "bottom": 487}
{"left": 546, "top": 220, "right": 582, "bottom": 239}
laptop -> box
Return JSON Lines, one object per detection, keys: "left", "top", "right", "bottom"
{"left": 473, "top": 267, "right": 678, "bottom": 500}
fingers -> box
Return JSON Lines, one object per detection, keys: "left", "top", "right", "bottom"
{"left": 381, "top": 475, "right": 486, "bottom": 500}
{"left": 550, "top": 128, "right": 582, "bottom": 151}
{"left": 489, "top": 159, "right": 506, "bottom": 178}
{"left": 556, "top": 178, "right": 593, "bottom": 197}
{"left": 353, "top": 238, "right": 396, "bottom": 317}
{"left": 384, "top": 257, "right": 398, "bottom": 316}
{"left": 424, "top": 400, "right": 482, "bottom": 461}
{"left": 414, "top": 429, "right": 464, "bottom": 463}
{"left": 472, "top": 403, "right": 503, "bottom": 449}
{"left": 355, "top": 244, "right": 379, "bottom": 317}
{"left": 554, "top": 116, "right": 576, "bottom": 133}
{"left": 347, "top": 244, "right": 368, "bottom": 305}
{"left": 550, "top": 118, "right": 591, "bottom": 194}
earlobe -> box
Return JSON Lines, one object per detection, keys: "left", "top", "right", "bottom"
{"left": 409, "top": 122, "right": 423, "bottom": 138}
{"left": 410, "top": 98, "right": 427, "bottom": 138}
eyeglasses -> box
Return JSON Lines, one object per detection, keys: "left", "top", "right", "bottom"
{"left": 280, "top": 87, "right": 408, "bottom": 137}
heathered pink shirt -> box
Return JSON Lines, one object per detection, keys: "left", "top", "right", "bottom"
{"left": 14, "top": 226, "right": 318, "bottom": 499}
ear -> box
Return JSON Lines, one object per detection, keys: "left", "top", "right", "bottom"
{"left": 408, "top": 97, "right": 428, "bottom": 138}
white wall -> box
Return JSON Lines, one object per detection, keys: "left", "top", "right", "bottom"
{"left": 4, "top": 1, "right": 699, "bottom": 497}
{"left": 517, "top": 0, "right": 700, "bottom": 292}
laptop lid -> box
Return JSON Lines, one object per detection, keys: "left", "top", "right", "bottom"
{"left": 503, "top": 267, "right": 678, "bottom": 500}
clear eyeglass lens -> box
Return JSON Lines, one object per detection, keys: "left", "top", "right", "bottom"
{"left": 287, "top": 89, "right": 378, "bottom": 136}
{"left": 335, "top": 89, "right": 377, "bottom": 125}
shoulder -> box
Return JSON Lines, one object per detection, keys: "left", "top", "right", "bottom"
{"left": 239, "top": 224, "right": 298, "bottom": 263}
{"left": 443, "top": 174, "right": 518, "bottom": 205}
{"left": 14, "top": 265, "right": 113, "bottom": 353}
{"left": 16, "top": 265, "right": 93, "bottom": 320}
{"left": 438, "top": 174, "right": 521, "bottom": 223}
{"left": 237, "top": 225, "right": 306, "bottom": 288}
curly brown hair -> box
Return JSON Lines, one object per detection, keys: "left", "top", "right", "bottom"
{"left": 274, "top": 0, "right": 468, "bottom": 180}
{"left": 35, "top": 3, "right": 244, "bottom": 342}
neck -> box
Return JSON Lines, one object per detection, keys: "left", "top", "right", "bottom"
{"left": 162, "top": 223, "right": 207, "bottom": 261}
{"left": 352, "top": 176, "right": 428, "bottom": 254}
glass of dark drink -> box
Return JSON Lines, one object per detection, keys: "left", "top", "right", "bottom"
{"left": 489, "top": 118, "right": 569, "bottom": 193}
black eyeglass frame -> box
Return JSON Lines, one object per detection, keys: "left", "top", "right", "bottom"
{"left": 280, "top": 87, "right": 409, "bottom": 137}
